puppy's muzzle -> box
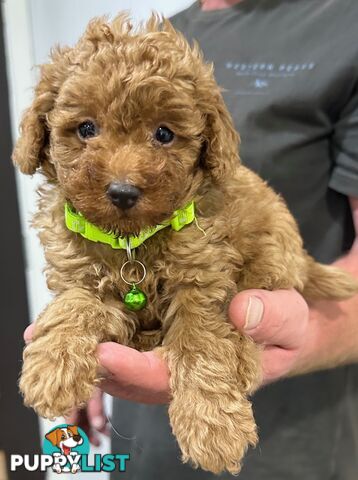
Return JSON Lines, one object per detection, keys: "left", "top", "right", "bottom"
{"left": 107, "top": 182, "right": 141, "bottom": 210}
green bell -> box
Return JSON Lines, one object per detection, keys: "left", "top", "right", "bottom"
{"left": 124, "top": 285, "right": 147, "bottom": 311}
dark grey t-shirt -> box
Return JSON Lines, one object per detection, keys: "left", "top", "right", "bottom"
{"left": 111, "top": 1, "right": 358, "bottom": 479}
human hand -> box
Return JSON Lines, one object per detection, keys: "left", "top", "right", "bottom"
{"left": 228, "top": 289, "right": 312, "bottom": 384}
{"left": 95, "top": 288, "right": 312, "bottom": 396}
{"left": 24, "top": 289, "right": 312, "bottom": 405}
{"left": 23, "top": 323, "right": 171, "bottom": 404}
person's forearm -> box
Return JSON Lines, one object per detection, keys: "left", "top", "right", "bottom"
{"left": 293, "top": 242, "right": 358, "bottom": 375}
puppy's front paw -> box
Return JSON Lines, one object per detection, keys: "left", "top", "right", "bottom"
{"left": 169, "top": 388, "right": 257, "bottom": 475}
{"left": 19, "top": 337, "right": 98, "bottom": 418}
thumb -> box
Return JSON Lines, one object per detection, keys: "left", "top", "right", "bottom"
{"left": 228, "top": 289, "right": 309, "bottom": 349}
{"left": 97, "top": 342, "right": 170, "bottom": 404}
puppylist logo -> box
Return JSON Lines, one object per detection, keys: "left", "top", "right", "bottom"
{"left": 11, "top": 424, "right": 130, "bottom": 474}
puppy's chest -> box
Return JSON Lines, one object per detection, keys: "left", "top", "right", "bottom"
{"left": 100, "top": 245, "right": 189, "bottom": 324}
{"left": 101, "top": 250, "right": 174, "bottom": 327}
{"left": 93, "top": 226, "right": 239, "bottom": 345}
{"left": 105, "top": 258, "right": 174, "bottom": 350}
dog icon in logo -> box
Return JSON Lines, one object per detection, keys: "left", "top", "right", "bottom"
{"left": 45, "top": 425, "right": 84, "bottom": 473}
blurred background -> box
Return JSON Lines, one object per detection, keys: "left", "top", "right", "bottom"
{"left": 0, "top": 1, "right": 193, "bottom": 478}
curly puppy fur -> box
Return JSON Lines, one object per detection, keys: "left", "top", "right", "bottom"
{"left": 13, "top": 15, "right": 358, "bottom": 474}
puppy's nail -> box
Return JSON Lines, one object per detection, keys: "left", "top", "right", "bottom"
{"left": 244, "top": 296, "right": 264, "bottom": 331}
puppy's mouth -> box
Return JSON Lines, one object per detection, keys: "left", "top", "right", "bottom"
{"left": 110, "top": 206, "right": 179, "bottom": 236}
{"left": 101, "top": 181, "right": 180, "bottom": 235}
{"left": 70, "top": 198, "right": 178, "bottom": 238}
{"left": 67, "top": 178, "right": 185, "bottom": 237}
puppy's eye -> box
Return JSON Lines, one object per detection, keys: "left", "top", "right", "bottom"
{"left": 78, "top": 120, "right": 98, "bottom": 140}
{"left": 154, "top": 126, "right": 175, "bottom": 145}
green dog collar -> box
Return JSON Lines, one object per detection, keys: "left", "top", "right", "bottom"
{"left": 64, "top": 201, "right": 195, "bottom": 249}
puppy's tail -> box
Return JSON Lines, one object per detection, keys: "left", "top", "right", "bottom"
{"left": 302, "top": 256, "right": 358, "bottom": 301}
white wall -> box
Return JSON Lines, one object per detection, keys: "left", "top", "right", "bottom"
{"left": 3, "top": 1, "right": 193, "bottom": 478}
{"left": 30, "top": 0, "right": 193, "bottom": 64}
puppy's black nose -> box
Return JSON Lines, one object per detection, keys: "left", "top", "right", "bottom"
{"left": 107, "top": 182, "right": 141, "bottom": 210}
{"left": 73, "top": 435, "right": 81, "bottom": 442}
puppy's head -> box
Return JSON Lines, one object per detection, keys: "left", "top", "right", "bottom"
{"left": 13, "top": 14, "right": 239, "bottom": 235}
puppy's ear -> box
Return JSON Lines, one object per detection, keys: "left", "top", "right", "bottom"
{"left": 68, "top": 425, "right": 79, "bottom": 436}
{"left": 187, "top": 41, "right": 240, "bottom": 183}
{"left": 200, "top": 90, "right": 240, "bottom": 183}
{"left": 45, "top": 428, "right": 61, "bottom": 446}
{"left": 12, "top": 47, "right": 71, "bottom": 176}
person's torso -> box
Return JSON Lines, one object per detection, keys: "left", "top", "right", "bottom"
{"left": 171, "top": 0, "right": 357, "bottom": 262}
{"left": 111, "top": 4, "right": 358, "bottom": 480}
